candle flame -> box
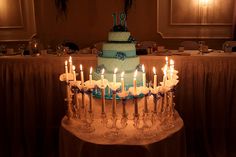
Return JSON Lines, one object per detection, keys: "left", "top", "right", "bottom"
{"left": 65, "top": 60, "right": 68, "bottom": 66}
{"left": 153, "top": 67, "right": 156, "bottom": 75}
{"left": 134, "top": 70, "right": 137, "bottom": 78}
{"left": 170, "top": 59, "right": 174, "bottom": 65}
{"left": 80, "top": 64, "right": 83, "bottom": 71}
{"left": 90, "top": 67, "right": 93, "bottom": 74}
{"left": 101, "top": 68, "right": 105, "bottom": 75}
{"left": 72, "top": 65, "right": 75, "bottom": 71}
{"left": 165, "top": 56, "right": 168, "bottom": 62}
{"left": 121, "top": 71, "right": 125, "bottom": 77}
{"left": 114, "top": 68, "right": 118, "bottom": 74}
{"left": 142, "top": 64, "right": 145, "bottom": 73}
{"left": 69, "top": 56, "right": 72, "bottom": 62}
{"left": 164, "top": 65, "right": 167, "bottom": 75}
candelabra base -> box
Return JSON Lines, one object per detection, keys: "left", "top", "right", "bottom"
{"left": 103, "top": 130, "right": 127, "bottom": 139}
{"left": 77, "top": 123, "right": 95, "bottom": 133}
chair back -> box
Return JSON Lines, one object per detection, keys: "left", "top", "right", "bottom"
{"left": 222, "top": 41, "right": 236, "bottom": 52}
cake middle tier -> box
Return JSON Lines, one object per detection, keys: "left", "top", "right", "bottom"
{"left": 98, "top": 56, "right": 140, "bottom": 72}
{"left": 102, "top": 43, "right": 136, "bottom": 58}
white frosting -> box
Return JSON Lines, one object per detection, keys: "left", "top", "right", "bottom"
{"left": 108, "top": 32, "right": 131, "bottom": 41}
{"left": 102, "top": 43, "right": 135, "bottom": 51}
{"left": 98, "top": 57, "right": 140, "bottom": 72}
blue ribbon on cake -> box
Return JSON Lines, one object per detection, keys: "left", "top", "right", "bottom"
{"left": 116, "top": 52, "right": 127, "bottom": 61}
{"left": 97, "top": 51, "right": 103, "bottom": 57}
{"left": 128, "top": 36, "right": 135, "bottom": 42}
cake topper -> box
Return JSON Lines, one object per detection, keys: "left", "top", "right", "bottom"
{"left": 112, "top": 12, "right": 128, "bottom": 32}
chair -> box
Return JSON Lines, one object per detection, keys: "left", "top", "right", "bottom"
{"left": 222, "top": 41, "right": 236, "bottom": 52}
{"left": 180, "top": 41, "right": 199, "bottom": 50}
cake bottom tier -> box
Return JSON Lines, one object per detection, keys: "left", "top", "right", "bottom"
{"left": 92, "top": 70, "right": 143, "bottom": 86}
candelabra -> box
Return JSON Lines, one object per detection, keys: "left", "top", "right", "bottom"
{"left": 59, "top": 72, "right": 74, "bottom": 124}
{"left": 128, "top": 87, "right": 155, "bottom": 139}
{"left": 102, "top": 83, "right": 129, "bottom": 138}
{"left": 70, "top": 80, "right": 96, "bottom": 133}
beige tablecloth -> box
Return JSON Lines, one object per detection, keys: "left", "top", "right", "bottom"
{"left": 60, "top": 113, "right": 185, "bottom": 157}
{"left": 1, "top": 53, "right": 236, "bottom": 157}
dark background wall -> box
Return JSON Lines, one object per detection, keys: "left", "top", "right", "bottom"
{"left": 34, "top": 0, "right": 229, "bottom": 50}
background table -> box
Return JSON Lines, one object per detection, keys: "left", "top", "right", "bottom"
{"left": 0, "top": 53, "right": 236, "bottom": 157}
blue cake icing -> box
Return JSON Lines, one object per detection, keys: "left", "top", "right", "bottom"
{"left": 102, "top": 43, "right": 136, "bottom": 58}
{"left": 93, "top": 23, "right": 141, "bottom": 91}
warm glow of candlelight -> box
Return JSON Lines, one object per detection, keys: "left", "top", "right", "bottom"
{"left": 101, "top": 68, "right": 105, "bottom": 85}
{"left": 165, "top": 56, "right": 168, "bottom": 65}
{"left": 80, "top": 64, "right": 83, "bottom": 71}
{"left": 80, "top": 64, "right": 84, "bottom": 86}
{"left": 114, "top": 68, "right": 118, "bottom": 74}
{"left": 69, "top": 56, "right": 72, "bottom": 73}
{"left": 69, "top": 56, "right": 72, "bottom": 63}
{"left": 113, "top": 68, "right": 118, "bottom": 84}
{"left": 142, "top": 64, "right": 145, "bottom": 73}
{"left": 134, "top": 69, "right": 137, "bottom": 78}
{"left": 90, "top": 67, "right": 93, "bottom": 74}
{"left": 170, "top": 59, "right": 174, "bottom": 66}
{"left": 142, "top": 64, "right": 146, "bottom": 87}
{"left": 121, "top": 71, "right": 125, "bottom": 92}
{"left": 153, "top": 67, "right": 157, "bottom": 89}
{"left": 153, "top": 67, "right": 156, "bottom": 75}
{"left": 121, "top": 71, "right": 124, "bottom": 78}
{"left": 199, "top": 0, "right": 210, "bottom": 6}
{"left": 133, "top": 70, "right": 137, "bottom": 95}
{"left": 89, "top": 67, "right": 93, "bottom": 83}
{"left": 65, "top": 60, "right": 68, "bottom": 82}
{"left": 72, "top": 65, "right": 76, "bottom": 81}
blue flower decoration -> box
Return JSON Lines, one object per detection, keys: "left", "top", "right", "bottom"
{"left": 116, "top": 52, "right": 127, "bottom": 61}
{"left": 96, "top": 64, "right": 106, "bottom": 73}
{"left": 128, "top": 36, "right": 135, "bottom": 42}
{"left": 136, "top": 64, "right": 142, "bottom": 72}
{"left": 97, "top": 51, "right": 103, "bottom": 57}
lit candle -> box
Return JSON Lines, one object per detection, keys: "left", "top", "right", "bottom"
{"left": 133, "top": 70, "right": 137, "bottom": 95}
{"left": 165, "top": 56, "right": 168, "bottom": 66}
{"left": 69, "top": 56, "right": 72, "bottom": 73}
{"left": 163, "top": 65, "right": 167, "bottom": 86}
{"left": 121, "top": 72, "right": 125, "bottom": 92}
{"left": 65, "top": 60, "right": 68, "bottom": 82}
{"left": 72, "top": 65, "right": 76, "bottom": 81}
{"left": 89, "top": 67, "right": 93, "bottom": 84}
{"left": 142, "top": 64, "right": 146, "bottom": 87}
{"left": 170, "top": 59, "right": 174, "bottom": 80}
{"left": 153, "top": 67, "right": 157, "bottom": 89}
{"left": 113, "top": 68, "right": 118, "bottom": 85}
{"left": 80, "top": 64, "right": 84, "bottom": 87}
{"left": 101, "top": 68, "right": 105, "bottom": 86}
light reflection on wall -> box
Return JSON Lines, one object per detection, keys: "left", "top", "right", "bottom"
{"left": 0, "top": 0, "right": 8, "bottom": 22}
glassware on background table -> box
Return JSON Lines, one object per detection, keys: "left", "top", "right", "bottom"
{"left": 198, "top": 41, "right": 205, "bottom": 54}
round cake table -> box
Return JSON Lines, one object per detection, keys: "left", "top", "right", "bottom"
{"left": 59, "top": 111, "right": 186, "bottom": 157}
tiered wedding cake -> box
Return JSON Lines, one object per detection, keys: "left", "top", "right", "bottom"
{"left": 93, "top": 14, "right": 142, "bottom": 88}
